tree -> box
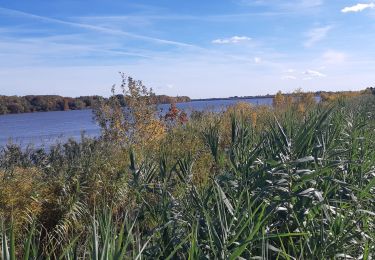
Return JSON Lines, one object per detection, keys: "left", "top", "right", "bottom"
{"left": 7, "top": 103, "right": 24, "bottom": 113}
{"left": 63, "top": 98, "right": 70, "bottom": 111}
{"left": 93, "top": 73, "right": 165, "bottom": 146}
{"left": 68, "top": 99, "right": 85, "bottom": 110}
{"left": 164, "top": 103, "right": 188, "bottom": 128}
{"left": 0, "top": 104, "right": 8, "bottom": 114}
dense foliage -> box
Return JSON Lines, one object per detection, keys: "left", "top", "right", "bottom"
{"left": 0, "top": 95, "right": 100, "bottom": 114}
{"left": 0, "top": 80, "right": 374, "bottom": 259}
{"left": 0, "top": 93, "right": 190, "bottom": 115}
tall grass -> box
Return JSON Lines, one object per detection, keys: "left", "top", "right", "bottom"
{"left": 1, "top": 95, "right": 374, "bottom": 259}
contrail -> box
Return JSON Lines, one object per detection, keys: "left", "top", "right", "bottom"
{"left": 0, "top": 6, "right": 197, "bottom": 48}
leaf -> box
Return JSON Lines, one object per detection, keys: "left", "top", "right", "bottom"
{"left": 298, "top": 188, "right": 316, "bottom": 196}
{"left": 294, "top": 156, "right": 315, "bottom": 163}
{"left": 58, "top": 235, "right": 80, "bottom": 260}
{"left": 215, "top": 181, "right": 234, "bottom": 216}
{"left": 2, "top": 227, "right": 10, "bottom": 260}
{"left": 357, "top": 209, "right": 375, "bottom": 216}
{"left": 228, "top": 205, "right": 267, "bottom": 260}
{"left": 335, "top": 254, "right": 354, "bottom": 259}
{"left": 9, "top": 222, "right": 15, "bottom": 260}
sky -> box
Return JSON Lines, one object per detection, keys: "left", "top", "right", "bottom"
{"left": 0, "top": 0, "right": 375, "bottom": 98}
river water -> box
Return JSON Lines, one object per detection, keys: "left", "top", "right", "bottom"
{"left": 0, "top": 98, "right": 273, "bottom": 148}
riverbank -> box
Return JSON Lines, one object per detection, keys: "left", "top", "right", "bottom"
{"left": 0, "top": 94, "right": 191, "bottom": 115}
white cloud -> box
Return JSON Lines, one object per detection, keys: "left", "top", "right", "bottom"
{"left": 212, "top": 36, "right": 251, "bottom": 44}
{"left": 341, "top": 3, "right": 375, "bottom": 13}
{"left": 322, "top": 50, "right": 347, "bottom": 64}
{"left": 282, "top": 75, "right": 297, "bottom": 80}
{"left": 303, "top": 69, "right": 326, "bottom": 78}
{"left": 254, "top": 57, "right": 262, "bottom": 63}
{"left": 282, "top": 68, "right": 298, "bottom": 80}
{"left": 304, "top": 26, "right": 332, "bottom": 47}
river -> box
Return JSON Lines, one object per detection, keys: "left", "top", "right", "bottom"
{"left": 0, "top": 98, "right": 273, "bottom": 148}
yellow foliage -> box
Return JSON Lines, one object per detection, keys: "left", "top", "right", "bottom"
{"left": 321, "top": 91, "right": 361, "bottom": 102}
{"left": 273, "top": 91, "right": 286, "bottom": 107}
{"left": 297, "top": 103, "right": 306, "bottom": 114}
{"left": 0, "top": 168, "right": 46, "bottom": 228}
{"left": 272, "top": 90, "right": 317, "bottom": 116}
{"left": 225, "top": 102, "right": 254, "bottom": 120}
{"left": 300, "top": 92, "right": 316, "bottom": 106}
{"left": 251, "top": 111, "right": 257, "bottom": 128}
{"left": 136, "top": 119, "right": 166, "bottom": 146}
{"left": 227, "top": 102, "right": 258, "bottom": 127}
{"left": 93, "top": 74, "right": 166, "bottom": 148}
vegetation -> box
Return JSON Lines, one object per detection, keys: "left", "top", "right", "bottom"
{"left": 0, "top": 92, "right": 190, "bottom": 115}
{"left": 0, "top": 77, "right": 375, "bottom": 259}
{"left": 0, "top": 95, "right": 100, "bottom": 114}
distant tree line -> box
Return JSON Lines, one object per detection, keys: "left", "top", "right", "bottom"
{"left": 0, "top": 94, "right": 191, "bottom": 115}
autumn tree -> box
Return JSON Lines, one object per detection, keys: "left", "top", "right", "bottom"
{"left": 164, "top": 102, "right": 188, "bottom": 128}
{"left": 93, "top": 73, "right": 165, "bottom": 146}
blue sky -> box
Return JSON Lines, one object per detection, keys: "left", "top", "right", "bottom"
{"left": 0, "top": 0, "right": 375, "bottom": 98}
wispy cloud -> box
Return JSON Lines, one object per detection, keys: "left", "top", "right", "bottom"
{"left": 76, "top": 11, "right": 288, "bottom": 24}
{"left": 212, "top": 36, "right": 251, "bottom": 44}
{"left": 341, "top": 3, "right": 375, "bottom": 13}
{"left": 0, "top": 36, "right": 154, "bottom": 68}
{"left": 281, "top": 68, "right": 326, "bottom": 81}
{"left": 239, "top": 0, "right": 323, "bottom": 11}
{"left": 283, "top": 0, "right": 323, "bottom": 9}
{"left": 0, "top": 6, "right": 196, "bottom": 48}
{"left": 303, "top": 69, "right": 326, "bottom": 78}
{"left": 304, "top": 26, "right": 332, "bottom": 47}
{"left": 282, "top": 75, "right": 297, "bottom": 80}
{"left": 322, "top": 50, "right": 347, "bottom": 64}
{"left": 281, "top": 69, "right": 297, "bottom": 80}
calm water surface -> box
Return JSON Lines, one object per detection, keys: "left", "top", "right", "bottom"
{"left": 0, "top": 98, "right": 272, "bottom": 148}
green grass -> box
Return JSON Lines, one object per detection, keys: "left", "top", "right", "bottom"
{"left": 1, "top": 94, "right": 375, "bottom": 259}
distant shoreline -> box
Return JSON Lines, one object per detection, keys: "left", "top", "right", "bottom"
{"left": 0, "top": 94, "right": 278, "bottom": 116}
{"left": 0, "top": 94, "right": 190, "bottom": 115}
{"left": 2, "top": 90, "right": 371, "bottom": 116}
{"left": 191, "top": 95, "right": 274, "bottom": 102}
{"left": 0, "top": 96, "right": 273, "bottom": 116}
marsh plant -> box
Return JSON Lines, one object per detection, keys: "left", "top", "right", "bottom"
{"left": 1, "top": 77, "right": 374, "bottom": 259}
